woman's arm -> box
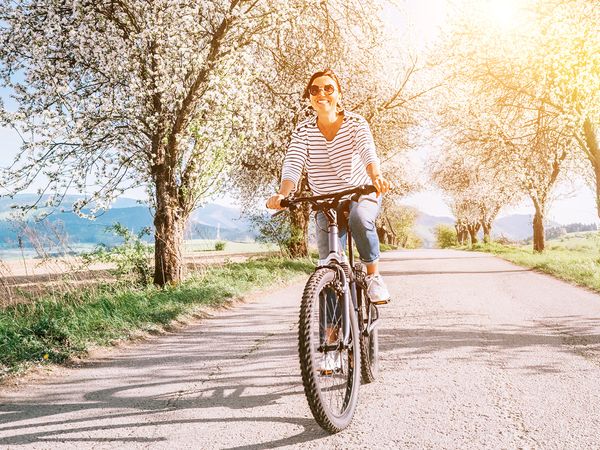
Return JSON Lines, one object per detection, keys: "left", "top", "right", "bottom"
{"left": 266, "top": 179, "right": 295, "bottom": 210}
{"left": 266, "top": 125, "right": 308, "bottom": 209}
{"left": 366, "top": 162, "right": 390, "bottom": 196}
{"left": 355, "top": 117, "right": 390, "bottom": 195}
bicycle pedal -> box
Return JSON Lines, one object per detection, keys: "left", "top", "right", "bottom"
{"left": 371, "top": 299, "right": 390, "bottom": 305}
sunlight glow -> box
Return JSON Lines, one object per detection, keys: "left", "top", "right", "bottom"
{"left": 485, "top": 0, "right": 521, "bottom": 30}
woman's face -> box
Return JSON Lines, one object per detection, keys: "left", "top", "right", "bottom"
{"left": 309, "top": 76, "right": 340, "bottom": 114}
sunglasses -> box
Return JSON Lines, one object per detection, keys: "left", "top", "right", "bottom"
{"left": 309, "top": 84, "right": 335, "bottom": 96}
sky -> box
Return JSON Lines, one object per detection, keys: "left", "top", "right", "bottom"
{"left": 0, "top": 0, "right": 598, "bottom": 225}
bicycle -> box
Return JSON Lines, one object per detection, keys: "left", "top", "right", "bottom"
{"left": 280, "top": 184, "right": 383, "bottom": 433}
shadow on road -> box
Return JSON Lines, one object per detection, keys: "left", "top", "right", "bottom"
{"left": 382, "top": 255, "right": 489, "bottom": 262}
{"left": 0, "top": 297, "right": 332, "bottom": 448}
{"left": 380, "top": 269, "right": 531, "bottom": 276}
{"left": 377, "top": 315, "right": 600, "bottom": 375}
{"left": 0, "top": 356, "right": 328, "bottom": 448}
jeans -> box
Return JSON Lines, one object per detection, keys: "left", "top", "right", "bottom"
{"left": 315, "top": 193, "right": 382, "bottom": 264}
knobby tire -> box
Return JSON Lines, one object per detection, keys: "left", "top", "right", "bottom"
{"left": 298, "top": 267, "right": 360, "bottom": 433}
{"left": 358, "top": 291, "right": 379, "bottom": 384}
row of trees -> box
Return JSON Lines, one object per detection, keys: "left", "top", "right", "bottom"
{"left": 0, "top": 0, "right": 429, "bottom": 285}
{"left": 429, "top": 0, "right": 599, "bottom": 251}
{"left": 2, "top": 0, "right": 595, "bottom": 280}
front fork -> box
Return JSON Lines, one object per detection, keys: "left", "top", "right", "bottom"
{"left": 318, "top": 264, "right": 356, "bottom": 350}
{"left": 318, "top": 208, "right": 358, "bottom": 349}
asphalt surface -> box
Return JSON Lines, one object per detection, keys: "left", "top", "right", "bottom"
{"left": 1, "top": 249, "right": 600, "bottom": 449}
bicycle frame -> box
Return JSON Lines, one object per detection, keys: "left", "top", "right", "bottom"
{"left": 290, "top": 184, "right": 382, "bottom": 433}
{"left": 280, "top": 184, "right": 380, "bottom": 350}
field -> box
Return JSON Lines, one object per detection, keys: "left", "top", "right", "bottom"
{"left": 183, "top": 239, "right": 277, "bottom": 253}
{"left": 469, "top": 231, "right": 600, "bottom": 292}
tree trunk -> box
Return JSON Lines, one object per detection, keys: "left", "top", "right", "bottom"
{"left": 583, "top": 118, "right": 600, "bottom": 218}
{"left": 286, "top": 204, "right": 309, "bottom": 257}
{"left": 481, "top": 220, "right": 492, "bottom": 243}
{"left": 153, "top": 180, "right": 185, "bottom": 286}
{"left": 286, "top": 177, "right": 311, "bottom": 257}
{"left": 455, "top": 223, "right": 468, "bottom": 245}
{"left": 467, "top": 226, "right": 477, "bottom": 245}
{"left": 376, "top": 225, "right": 387, "bottom": 243}
{"left": 455, "top": 224, "right": 461, "bottom": 244}
{"left": 532, "top": 201, "right": 545, "bottom": 252}
{"left": 467, "top": 222, "right": 480, "bottom": 245}
{"left": 152, "top": 134, "right": 186, "bottom": 286}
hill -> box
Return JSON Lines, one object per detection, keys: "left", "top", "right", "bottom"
{"left": 0, "top": 195, "right": 254, "bottom": 251}
{"left": 413, "top": 212, "right": 454, "bottom": 248}
{"left": 411, "top": 210, "right": 562, "bottom": 247}
{"left": 493, "top": 214, "right": 560, "bottom": 240}
{"left": 0, "top": 194, "right": 576, "bottom": 253}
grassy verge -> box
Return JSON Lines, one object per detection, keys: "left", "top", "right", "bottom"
{"left": 0, "top": 256, "right": 314, "bottom": 379}
{"left": 464, "top": 238, "right": 600, "bottom": 293}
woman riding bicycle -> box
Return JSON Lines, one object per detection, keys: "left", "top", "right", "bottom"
{"left": 266, "top": 68, "right": 391, "bottom": 303}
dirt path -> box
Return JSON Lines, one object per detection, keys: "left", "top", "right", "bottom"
{"left": 1, "top": 249, "right": 600, "bottom": 448}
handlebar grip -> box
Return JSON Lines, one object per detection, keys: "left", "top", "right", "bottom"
{"left": 361, "top": 184, "right": 377, "bottom": 195}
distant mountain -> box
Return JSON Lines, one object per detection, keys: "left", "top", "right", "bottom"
{"left": 187, "top": 203, "right": 254, "bottom": 241}
{"left": 0, "top": 195, "right": 254, "bottom": 250}
{"left": 0, "top": 194, "right": 143, "bottom": 215}
{"left": 189, "top": 203, "right": 251, "bottom": 231}
{"left": 413, "top": 212, "right": 455, "bottom": 248}
{"left": 0, "top": 194, "right": 565, "bottom": 252}
{"left": 411, "top": 210, "right": 561, "bottom": 247}
{"left": 493, "top": 214, "right": 560, "bottom": 240}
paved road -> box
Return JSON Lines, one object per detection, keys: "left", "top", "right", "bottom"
{"left": 2, "top": 249, "right": 600, "bottom": 449}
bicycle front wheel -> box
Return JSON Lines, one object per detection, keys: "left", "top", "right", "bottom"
{"left": 298, "top": 267, "right": 361, "bottom": 433}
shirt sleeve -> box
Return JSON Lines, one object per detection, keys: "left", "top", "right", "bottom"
{"left": 281, "top": 125, "right": 308, "bottom": 190}
{"left": 355, "top": 117, "right": 380, "bottom": 168}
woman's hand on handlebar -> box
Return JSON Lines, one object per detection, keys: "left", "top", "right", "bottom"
{"left": 266, "top": 193, "right": 285, "bottom": 210}
{"left": 372, "top": 175, "right": 390, "bottom": 196}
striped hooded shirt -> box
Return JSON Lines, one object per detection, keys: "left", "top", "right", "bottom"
{"left": 281, "top": 110, "right": 379, "bottom": 195}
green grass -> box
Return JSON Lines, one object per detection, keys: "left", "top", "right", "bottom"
{"left": 183, "top": 240, "right": 277, "bottom": 253}
{"left": 0, "top": 256, "right": 314, "bottom": 379}
{"left": 464, "top": 231, "right": 600, "bottom": 292}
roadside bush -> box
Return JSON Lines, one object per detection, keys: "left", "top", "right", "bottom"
{"left": 83, "top": 223, "right": 152, "bottom": 286}
{"left": 250, "top": 212, "right": 293, "bottom": 256}
{"left": 214, "top": 241, "right": 226, "bottom": 251}
{"left": 494, "top": 234, "right": 514, "bottom": 245}
{"left": 434, "top": 224, "right": 458, "bottom": 248}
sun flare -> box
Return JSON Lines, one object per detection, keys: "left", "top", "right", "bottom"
{"left": 486, "top": 0, "right": 521, "bottom": 30}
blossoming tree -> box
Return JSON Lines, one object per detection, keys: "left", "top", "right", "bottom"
{"left": 230, "top": 6, "right": 429, "bottom": 255}
{"left": 0, "top": 0, "right": 380, "bottom": 284}
{"left": 432, "top": 0, "right": 597, "bottom": 250}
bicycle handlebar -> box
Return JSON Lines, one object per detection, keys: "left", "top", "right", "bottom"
{"left": 280, "top": 184, "right": 377, "bottom": 209}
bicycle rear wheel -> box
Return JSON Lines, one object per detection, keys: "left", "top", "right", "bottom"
{"left": 298, "top": 267, "right": 360, "bottom": 433}
{"left": 358, "top": 291, "right": 379, "bottom": 383}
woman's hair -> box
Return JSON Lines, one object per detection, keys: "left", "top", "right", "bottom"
{"left": 302, "top": 68, "right": 343, "bottom": 100}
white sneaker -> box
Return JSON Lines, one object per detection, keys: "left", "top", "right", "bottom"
{"left": 319, "top": 351, "right": 342, "bottom": 375}
{"left": 366, "top": 274, "right": 390, "bottom": 304}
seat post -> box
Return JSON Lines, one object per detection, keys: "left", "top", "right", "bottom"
{"left": 324, "top": 209, "right": 339, "bottom": 257}
{"left": 347, "top": 227, "right": 353, "bottom": 266}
